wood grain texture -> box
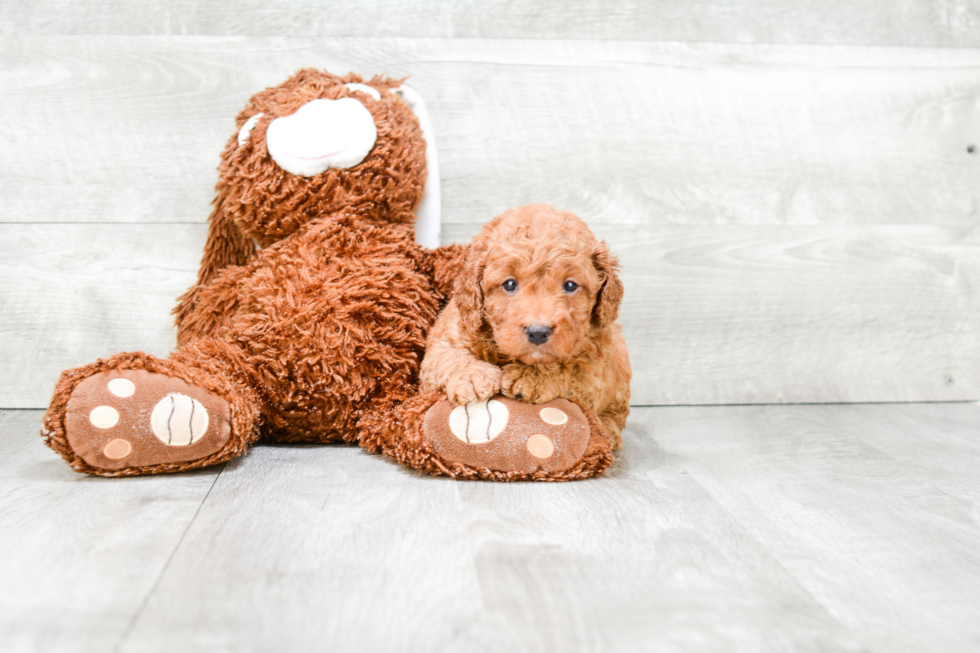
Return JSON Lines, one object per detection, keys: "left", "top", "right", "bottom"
{"left": 3, "top": 34, "right": 980, "bottom": 408}
{"left": 647, "top": 402, "right": 980, "bottom": 653}
{"left": 0, "top": 224, "right": 204, "bottom": 407}
{"left": 2, "top": 37, "right": 977, "bottom": 229}
{"left": 613, "top": 224, "right": 980, "bottom": 405}
{"left": 5, "top": 222, "right": 978, "bottom": 407}
{"left": 3, "top": 0, "right": 979, "bottom": 47}
{"left": 0, "top": 409, "right": 220, "bottom": 653}
{"left": 6, "top": 402, "right": 979, "bottom": 652}
{"left": 114, "top": 415, "right": 864, "bottom": 653}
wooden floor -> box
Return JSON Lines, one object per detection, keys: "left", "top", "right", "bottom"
{"left": 4, "top": 403, "right": 979, "bottom": 652}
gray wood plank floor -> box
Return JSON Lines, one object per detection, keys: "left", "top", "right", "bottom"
{"left": 4, "top": 403, "right": 979, "bottom": 652}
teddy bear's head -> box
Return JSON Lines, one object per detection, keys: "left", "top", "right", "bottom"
{"left": 216, "top": 69, "right": 428, "bottom": 246}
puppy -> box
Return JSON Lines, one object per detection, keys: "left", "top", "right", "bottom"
{"left": 420, "top": 204, "right": 631, "bottom": 450}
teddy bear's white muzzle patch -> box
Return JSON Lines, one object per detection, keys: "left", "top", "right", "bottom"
{"left": 265, "top": 98, "right": 377, "bottom": 177}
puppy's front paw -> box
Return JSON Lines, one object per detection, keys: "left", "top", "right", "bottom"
{"left": 445, "top": 362, "right": 503, "bottom": 405}
{"left": 501, "top": 364, "right": 561, "bottom": 404}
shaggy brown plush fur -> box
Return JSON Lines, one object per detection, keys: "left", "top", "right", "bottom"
{"left": 420, "top": 204, "right": 631, "bottom": 449}
{"left": 42, "top": 69, "right": 465, "bottom": 475}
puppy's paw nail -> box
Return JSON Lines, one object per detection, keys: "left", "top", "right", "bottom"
{"left": 514, "top": 393, "right": 523, "bottom": 400}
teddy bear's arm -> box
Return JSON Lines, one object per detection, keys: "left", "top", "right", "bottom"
{"left": 173, "top": 199, "right": 256, "bottom": 340}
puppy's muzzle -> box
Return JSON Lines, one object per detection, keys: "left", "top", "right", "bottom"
{"left": 524, "top": 325, "right": 553, "bottom": 346}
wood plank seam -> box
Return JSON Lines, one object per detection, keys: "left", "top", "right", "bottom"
{"left": 111, "top": 463, "right": 227, "bottom": 653}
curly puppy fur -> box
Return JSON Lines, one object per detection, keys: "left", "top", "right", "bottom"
{"left": 420, "top": 204, "right": 631, "bottom": 450}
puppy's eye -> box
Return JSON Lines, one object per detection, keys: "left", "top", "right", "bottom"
{"left": 502, "top": 279, "right": 518, "bottom": 293}
{"left": 563, "top": 280, "right": 579, "bottom": 293}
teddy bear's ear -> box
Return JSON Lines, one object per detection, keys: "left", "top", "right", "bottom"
{"left": 396, "top": 85, "right": 441, "bottom": 250}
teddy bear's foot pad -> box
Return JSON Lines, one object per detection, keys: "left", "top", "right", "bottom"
{"left": 423, "top": 395, "right": 590, "bottom": 475}
{"left": 64, "top": 370, "right": 232, "bottom": 472}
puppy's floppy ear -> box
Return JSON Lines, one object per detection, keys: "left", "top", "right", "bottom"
{"left": 454, "top": 235, "right": 491, "bottom": 334}
{"left": 591, "top": 240, "right": 624, "bottom": 329}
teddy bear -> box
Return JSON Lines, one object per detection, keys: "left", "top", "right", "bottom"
{"left": 41, "top": 69, "right": 614, "bottom": 481}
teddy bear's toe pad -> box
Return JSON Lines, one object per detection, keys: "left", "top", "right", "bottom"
{"left": 423, "top": 395, "right": 590, "bottom": 475}
{"left": 64, "top": 370, "right": 231, "bottom": 472}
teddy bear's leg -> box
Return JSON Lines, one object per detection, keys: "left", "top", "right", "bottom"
{"left": 360, "top": 392, "right": 614, "bottom": 481}
{"left": 42, "top": 338, "right": 262, "bottom": 477}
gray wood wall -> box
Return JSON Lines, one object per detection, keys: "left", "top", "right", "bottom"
{"left": 2, "top": 1, "right": 979, "bottom": 408}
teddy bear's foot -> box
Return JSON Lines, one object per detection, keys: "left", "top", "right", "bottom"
{"left": 421, "top": 394, "right": 613, "bottom": 481}
{"left": 60, "top": 369, "right": 233, "bottom": 475}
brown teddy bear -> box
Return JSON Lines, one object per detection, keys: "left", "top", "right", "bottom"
{"left": 41, "top": 69, "right": 615, "bottom": 481}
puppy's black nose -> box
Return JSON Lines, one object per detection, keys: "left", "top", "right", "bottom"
{"left": 524, "top": 325, "right": 553, "bottom": 345}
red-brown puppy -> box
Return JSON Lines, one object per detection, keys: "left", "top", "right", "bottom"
{"left": 420, "top": 204, "right": 631, "bottom": 449}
